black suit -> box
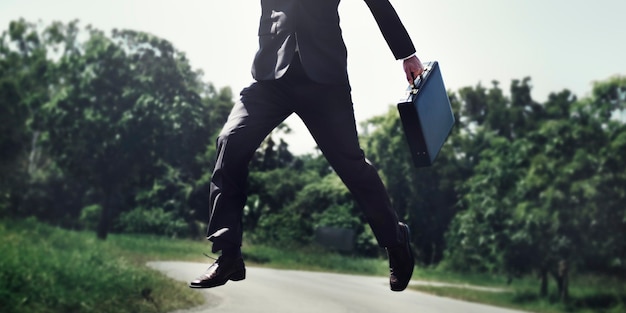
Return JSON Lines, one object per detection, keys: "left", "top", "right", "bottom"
{"left": 206, "top": 0, "right": 416, "bottom": 253}
{"left": 252, "top": 0, "right": 416, "bottom": 84}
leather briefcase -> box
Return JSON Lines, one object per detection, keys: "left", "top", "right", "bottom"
{"left": 397, "top": 61, "right": 454, "bottom": 167}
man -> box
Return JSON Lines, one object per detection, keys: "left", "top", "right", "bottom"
{"left": 190, "top": 0, "right": 424, "bottom": 292}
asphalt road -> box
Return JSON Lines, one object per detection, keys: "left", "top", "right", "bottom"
{"left": 148, "top": 261, "right": 531, "bottom": 313}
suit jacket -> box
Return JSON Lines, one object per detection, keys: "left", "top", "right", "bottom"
{"left": 251, "top": 0, "right": 416, "bottom": 85}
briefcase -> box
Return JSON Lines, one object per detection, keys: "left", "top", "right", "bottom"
{"left": 397, "top": 61, "right": 454, "bottom": 167}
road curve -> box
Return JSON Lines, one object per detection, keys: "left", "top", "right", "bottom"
{"left": 148, "top": 261, "right": 530, "bottom": 313}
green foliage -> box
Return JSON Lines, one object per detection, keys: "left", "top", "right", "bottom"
{"left": 247, "top": 152, "right": 323, "bottom": 247}
{"left": 0, "top": 19, "right": 53, "bottom": 216}
{"left": 242, "top": 244, "right": 390, "bottom": 275}
{"left": 79, "top": 204, "right": 101, "bottom": 230}
{"left": 41, "top": 26, "right": 217, "bottom": 238}
{"left": 0, "top": 19, "right": 233, "bottom": 239}
{"left": 116, "top": 207, "right": 189, "bottom": 238}
{"left": 246, "top": 167, "right": 315, "bottom": 238}
{"left": 246, "top": 136, "right": 379, "bottom": 255}
{"left": 442, "top": 75, "right": 626, "bottom": 299}
{"left": 0, "top": 218, "right": 202, "bottom": 313}
{"left": 444, "top": 135, "right": 531, "bottom": 274}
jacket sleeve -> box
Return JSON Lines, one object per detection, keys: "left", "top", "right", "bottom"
{"left": 363, "top": 0, "right": 416, "bottom": 60}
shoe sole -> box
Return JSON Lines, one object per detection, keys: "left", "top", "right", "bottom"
{"left": 189, "top": 268, "right": 246, "bottom": 289}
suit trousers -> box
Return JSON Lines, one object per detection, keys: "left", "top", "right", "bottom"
{"left": 206, "top": 57, "right": 401, "bottom": 252}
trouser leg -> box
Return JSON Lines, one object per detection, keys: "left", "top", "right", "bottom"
{"left": 206, "top": 83, "right": 291, "bottom": 252}
{"left": 294, "top": 84, "right": 402, "bottom": 248}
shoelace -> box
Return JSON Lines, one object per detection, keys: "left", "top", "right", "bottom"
{"left": 203, "top": 252, "right": 218, "bottom": 261}
{"left": 194, "top": 253, "right": 221, "bottom": 280}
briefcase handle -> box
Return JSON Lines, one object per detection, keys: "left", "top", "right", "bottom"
{"left": 410, "top": 66, "right": 430, "bottom": 95}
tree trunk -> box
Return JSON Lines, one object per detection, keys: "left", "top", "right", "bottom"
{"left": 96, "top": 187, "right": 113, "bottom": 240}
{"left": 430, "top": 242, "right": 437, "bottom": 265}
{"left": 27, "top": 131, "right": 40, "bottom": 175}
{"left": 96, "top": 197, "right": 110, "bottom": 240}
{"left": 554, "top": 260, "right": 569, "bottom": 302}
{"left": 540, "top": 267, "right": 549, "bottom": 297}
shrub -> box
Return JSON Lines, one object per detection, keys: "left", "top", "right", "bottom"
{"left": 79, "top": 204, "right": 101, "bottom": 230}
{"left": 115, "top": 207, "right": 189, "bottom": 238}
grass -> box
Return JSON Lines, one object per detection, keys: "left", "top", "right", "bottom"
{"left": 0, "top": 218, "right": 391, "bottom": 313}
{"left": 408, "top": 270, "right": 626, "bottom": 313}
{"left": 0, "top": 218, "right": 204, "bottom": 313}
{"left": 2, "top": 218, "right": 624, "bottom": 313}
{"left": 241, "top": 244, "right": 390, "bottom": 276}
{"left": 410, "top": 284, "right": 625, "bottom": 313}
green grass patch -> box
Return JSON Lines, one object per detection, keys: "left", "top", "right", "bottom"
{"left": 409, "top": 274, "right": 626, "bottom": 313}
{"left": 241, "top": 244, "right": 390, "bottom": 276}
{"left": 0, "top": 218, "right": 203, "bottom": 313}
{"left": 410, "top": 285, "right": 558, "bottom": 313}
{"left": 108, "top": 233, "right": 392, "bottom": 276}
{"left": 0, "top": 218, "right": 393, "bottom": 313}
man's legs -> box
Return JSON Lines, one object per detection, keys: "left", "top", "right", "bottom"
{"left": 190, "top": 81, "right": 293, "bottom": 289}
{"left": 206, "top": 82, "right": 292, "bottom": 253}
{"left": 194, "top": 57, "right": 414, "bottom": 290}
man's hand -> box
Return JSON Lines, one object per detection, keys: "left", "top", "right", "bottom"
{"left": 403, "top": 55, "right": 424, "bottom": 87}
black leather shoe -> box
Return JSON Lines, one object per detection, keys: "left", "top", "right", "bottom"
{"left": 387, "top": 222, "right": 414, "bottom": 291}
{"left": 189, "top": 256, "right": 246, "bottom": 288}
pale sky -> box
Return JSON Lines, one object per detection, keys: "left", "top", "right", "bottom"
{"left": 2, "top": 0, "right": 625, "bottom": 154}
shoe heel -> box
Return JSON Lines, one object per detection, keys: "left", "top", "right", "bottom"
{"left": 230, "top": 268, "right": 246, "bottom": 281}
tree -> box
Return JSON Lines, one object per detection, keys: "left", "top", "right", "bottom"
{"left": 246, "top": 131, "right": 314, "bottom": 242}
{"left": 0, "top": 19, "right": 59, "bottom": 217}
{"left": 445, "top": 134, "right": 531, "bottom": 274}
{"left": 42, "top": 25, "right": 215, "bottom": 239}
{"left": 582, "top": 77, "right": 626, "bottom": 277}
{"left": 0, "top": 34, "right": 28, "bottom": 212}
{"left": 445, "top": 76, "right": 626, "bottom": 300}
